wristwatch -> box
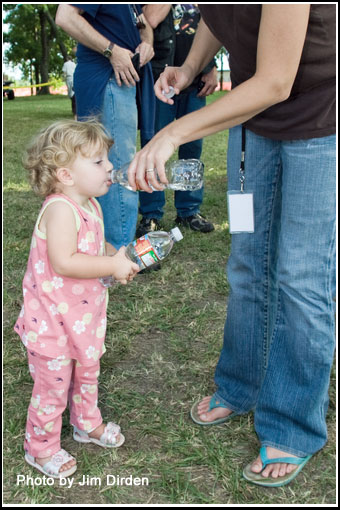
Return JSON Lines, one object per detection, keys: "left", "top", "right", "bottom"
{"left": 103, "top": 41, "right": 114, "bottom": 59}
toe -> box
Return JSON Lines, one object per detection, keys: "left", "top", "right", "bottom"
{"left": 279, "top": 463, "right": 287, "bottom": 477}
{"left": 261, "top": 465, "right": 273, "bottom": 478}
{"left": 199, "top": 407, "right": 228, "bottom": 422}
{"left": 270, "top": 464, "right": 280, "bottom": 479}
{"left": 197, "top": 402, "right": 209, "bottom": 413}
{"left": 197, "top": 396, "right": 211, "bottom": 411}
{"left": 251, "top": 456, "right": 263, "bottom": 473}
{"left": 60, "top": 459, "right": 76, "bottom": 472}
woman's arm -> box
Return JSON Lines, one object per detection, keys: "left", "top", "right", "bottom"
{"left": 128, "top": 4, "right": 310, "bottom": 192}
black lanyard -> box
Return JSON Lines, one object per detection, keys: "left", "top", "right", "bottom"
{"left": 239, "top": 125, "right": 246, "bottom": 192}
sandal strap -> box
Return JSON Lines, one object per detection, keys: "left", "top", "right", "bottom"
{"left": 209, "top": 394, "right": 229, "bottom": 411}
{"left": 260, "top": 446, "right": 309, "bottom": 468}
{"left": 43, "top": 449, "right": 74, "bottom": 476}
{"left": 100, "top": 422, "right": 121, "bottom": 445}
{"left": 73, "top": 425, "right": 88, "bottom": 437}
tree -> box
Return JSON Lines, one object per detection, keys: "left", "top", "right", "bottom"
{"left": 216, "top": 47, "right": 229, "bottom": 90}
{"left": 3, "top": 4, "right": 76, "bottom": 94}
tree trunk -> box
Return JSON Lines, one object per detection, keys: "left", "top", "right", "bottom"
{"left": 38, "top": 8, "right": 50, "bottom": 94}
{"left": 34, "top": 64, "right": 40, "bottom": 96}
{"left": 44, "top": 7, "right": 69, "bottom": 60}
{"left": 30, "top": 62, "right": 34, "bottom": 96}
{"left": 220, "top": 52, "right": 224, "bottom": 91}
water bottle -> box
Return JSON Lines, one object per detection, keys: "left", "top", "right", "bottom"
{"left": 100, "top": 227, "right": 183, "bottom": 288}
{"left": 110, "top": 159, "right": 204, "bottom": 192}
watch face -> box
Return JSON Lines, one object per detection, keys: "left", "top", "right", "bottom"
{"left": 103, "top": 43, "right": 113, "bottom": 58}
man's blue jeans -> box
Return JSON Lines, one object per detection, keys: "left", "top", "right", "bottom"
{"left": 139, "top": 91, "right": 206, "bottom": 219}
{"left": 214, "top": 126, "right": 336, "bottom": 457}
{"left": 97, "top": 75, "right": 139, "bottom": 249}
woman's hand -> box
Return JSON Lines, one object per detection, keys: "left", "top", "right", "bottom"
{"left": 154, "top": 64, "right": 196, "bottom": 104}
{"left": 126, "top": 64, "right": 195, "bottom": 192}
{"left": 128, "top": 130, "right": 178, "bottom": 192}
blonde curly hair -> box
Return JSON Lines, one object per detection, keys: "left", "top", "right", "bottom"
{"left": 23, "top": 118, "right": 114, "bottom": 197}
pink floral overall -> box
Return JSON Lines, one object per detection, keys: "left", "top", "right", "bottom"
{"left": 15, "top": 194, "right": 109, "bottom": 457}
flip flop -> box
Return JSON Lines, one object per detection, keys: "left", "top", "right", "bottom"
{"left": 73, "top": 422, "right": 125, "bottom": 448}
{"left": 242, "top": 446, "right": 312, "bottom": 487}
{"left": 190, "top": 394, "right": 237, "bottom": 426}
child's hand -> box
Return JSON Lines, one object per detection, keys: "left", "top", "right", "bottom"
{"left": 111, "top": 247, "right": 140, "bottom": 285}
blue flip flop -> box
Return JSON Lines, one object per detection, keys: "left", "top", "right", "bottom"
{"left": 242, "top": 446, "right": 312, "bottom": 487}
{"left": 190, "top": 394, "right": 236, "bottom": 426}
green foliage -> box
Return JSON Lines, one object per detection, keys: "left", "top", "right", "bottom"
{"left": 4, "top": 4, "right": 76, "bottom": 82}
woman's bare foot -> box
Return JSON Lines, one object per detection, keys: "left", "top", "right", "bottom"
{"left": 196, "top": 395, "right": 233, "bottom": 423}
{"left": 251, "top": 446, "right": 299, "bottom": 479}
{"left": 36, "top": 454, "right": 76, "bottom": 473}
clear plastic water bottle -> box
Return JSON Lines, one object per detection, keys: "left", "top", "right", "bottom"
{"left": 100, "top": 227, "right": 183, "bottom": 288}
{"left": 110, "top": 159, "right": 204, "bottom": 192}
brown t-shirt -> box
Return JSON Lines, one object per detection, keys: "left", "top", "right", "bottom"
{"left": 199, "top": 4, "right": 336, "bottom": 140}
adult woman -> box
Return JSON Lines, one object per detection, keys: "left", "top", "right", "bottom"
{"left": 128, "top": 5, "right": 336, "bottom": 486}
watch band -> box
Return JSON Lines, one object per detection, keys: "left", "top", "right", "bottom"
{"left": 103, "top": 41, "right": 114, "bottom": 59}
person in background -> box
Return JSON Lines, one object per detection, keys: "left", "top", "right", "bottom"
{"left": 62, "top": 56, "right": 76, "bottom": 118}
{"left": 128, "top": 4, "right": 336, "bottom": 487}
{"left": 56, "top": 4, "right": 155, "bottom": 250}
{"left": 136, "top": 4, "right": 218, "bottom": 238}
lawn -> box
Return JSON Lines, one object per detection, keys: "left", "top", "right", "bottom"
{"left": 2, "top": 94, "right": 336, "bottom": 505}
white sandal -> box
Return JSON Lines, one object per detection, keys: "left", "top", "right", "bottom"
{"left": 73, "top": 422, "right": 125, "bottom": 448}
{"left": 25, "top": 449, "right": 77, "bottom": 478}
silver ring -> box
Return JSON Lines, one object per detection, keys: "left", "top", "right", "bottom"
{"left": 146, "top": 168, "right": 155, "bottom": 173}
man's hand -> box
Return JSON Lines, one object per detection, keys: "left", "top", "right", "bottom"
{"left": 110, "top": 46, "right": 140, "bottom": 87}
{"left": 197, "top": 66, "right": 218, "bottom": 97}
{"left": 135, "top": 41, "right": 154, "bottom": 67}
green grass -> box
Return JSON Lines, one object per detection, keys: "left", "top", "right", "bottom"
{"left": 3, "top": 94, "right": 336, "bottom": 505}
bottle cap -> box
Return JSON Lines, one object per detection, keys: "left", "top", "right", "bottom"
{"left": 162, "top": 86, "right": 175, "bottom": 99}
{"left": 170, "top": 227, "right": 183, "bottom": 242}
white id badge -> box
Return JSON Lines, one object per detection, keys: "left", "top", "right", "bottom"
{"left": 227, "top": 191, "right": 255, "bottom": 234}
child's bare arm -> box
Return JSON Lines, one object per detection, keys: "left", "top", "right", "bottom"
{"left": 42, "top": 202, "right": 139, "bottom": 282}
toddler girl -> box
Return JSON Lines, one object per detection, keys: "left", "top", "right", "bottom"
{"left": 14, "top": 119, "right": 140, "bottom": 478}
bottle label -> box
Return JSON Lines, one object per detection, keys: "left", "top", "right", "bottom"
{"left": 133, "top": 235, "right": 160, "bottom": 267}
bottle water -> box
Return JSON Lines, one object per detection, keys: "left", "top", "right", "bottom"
{"left": 110, "top": 159, "right": 204, "bottom": 192}
{"left": 100, "top": 227, "right": 183, "bottom": 288}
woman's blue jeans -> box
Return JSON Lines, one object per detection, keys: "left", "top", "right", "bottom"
{"left": 139, "top": 91, "right": 205, "bottom": 219}
{"left": 214, "top": 126, "right": 336, "bottom": 457}
{"left": 96, "top": 75, "right": 139, "bottom": 249}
